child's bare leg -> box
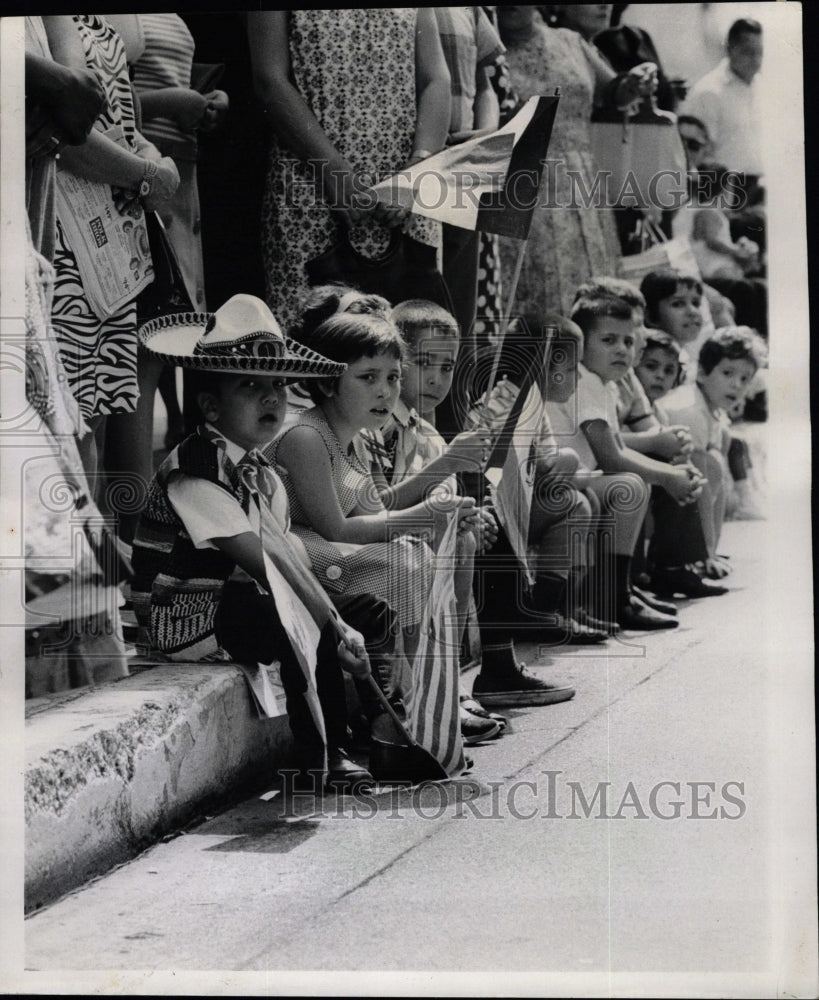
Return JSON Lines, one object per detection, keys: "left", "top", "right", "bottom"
{"left": 453, "top": 528, "right": 476, "bottom": 648}
{"left": 691, "top": 449, "right": 728, "bottom": 574}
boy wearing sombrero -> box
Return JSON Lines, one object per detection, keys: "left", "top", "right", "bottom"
{"left": 132, "top": 295, "right": 392, "bottom": 792}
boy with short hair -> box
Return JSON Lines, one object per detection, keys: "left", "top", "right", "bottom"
{"left": 660, "top": 325, "right": 766, "bottom": 575}
{"left": 547, "top": 295, "right": 709, "bottom": 627}
{"left": 131, "top": 295, "right": 395, "bottom": 792}
{"left": 372, "top": 298, "right": 582, "bottom": 710}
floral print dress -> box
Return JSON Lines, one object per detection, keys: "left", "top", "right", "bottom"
{"left": 261, "top": 9, "right": 440, "bottom": 331}
{"left": 498, "top": 21, "right": 623, "bottom": 317}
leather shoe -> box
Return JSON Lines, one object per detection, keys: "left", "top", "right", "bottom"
{"left": 325, "top": 748, "right": 375, "bottom": 792}
{"left": 632, "top": 585, "right": 677, "bottom": 616}
{"left": 572, "top": 606, "right": 621, "bottom": 635}
{"left": 512, "top": 612, "right": 607, "bottom": 645}
{"left": 617, "top": 597, "right": 679, "bottom": 631}
{"left": 460, "top": 706, "right": 503, "bottom": 745}
{"left": 651, "top": 567, "right": 729, "bottom": 599}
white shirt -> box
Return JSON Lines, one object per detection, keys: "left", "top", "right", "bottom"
{"left": 657, "top": 382, "right": 727, "bottom": 454}
{"left": 546, "top": 364, "right": 621, "bottom": 471}
{"left": 167, "top": 426, "right": 312, "bottom": 576}
{"left": 683, "top": 58, "right": 763, "bottom": 176}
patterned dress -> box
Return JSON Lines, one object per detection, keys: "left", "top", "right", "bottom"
{"left": 475, "top": 46, "right": 524, "bottom": 344}
{"left": 51, "top": 15, "right": 141, "bottom": 419}
{"left": 260, "top": 9, "right": 440, "bottom": 331}
{"left": 268, "top": 407, "right": 435, "bottom": 630}
{"left": 131, "top": 14, "right": 205, "bottom": 311}
{"left": 498, "top": 21, "right": 623, "bottom": 317}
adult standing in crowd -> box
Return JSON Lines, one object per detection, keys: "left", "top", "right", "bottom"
{"left": 42, "top": 15, "right": 178, "bottom": 490}
{"left": 682, "top": 18, "right": 763, "bottom": 190}
{"left": 432, "top": 6, "right": 504, "bottom": 437}
{"left": 496, "top": 5, "right": 656, "bottom": 316}
{"left": 108, "top": 12, "right": 229, "bottom": 453}
{"left": 247, "top": 9, "right": 450, "bottom": 332}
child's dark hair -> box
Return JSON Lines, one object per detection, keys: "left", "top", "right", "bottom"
{"left": 293, "top": 283, "right": 392, "bottom": 341}
{"left": 188, "top": 368, "right": 229, "bottom": 418}
{"left": 639, "top": 331, "right": 684, "bottom": 385}
{"left": 515, "top": 312, "right": 584, "bottom": 359}
{"left": 640, "top": 268, "right": 703, "bottom": 323}
{"left": 573, "top": 276, "right": 646, "bottom": 314}
{"left": 295, "top": 311, "right": 406, "bottom": 404}
{"left": 569, "top": 294, "right": 634, "bottom": 337}
{"left": 391, "top": 299, "right": 459, "bottom": 349}
{"left": 698, "top": 326, "right": 767, "bottom": 375}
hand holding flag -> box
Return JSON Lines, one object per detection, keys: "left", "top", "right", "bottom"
{"left": 372, "top": 94, "right": 559, "bottom": 240}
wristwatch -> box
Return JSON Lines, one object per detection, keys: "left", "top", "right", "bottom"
{"left": 139, "top": 159, "right": 159, "bottom": 198}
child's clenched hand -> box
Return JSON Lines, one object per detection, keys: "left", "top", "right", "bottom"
{"left": 474, "top": 505, "right": 499, "bottom": 553}
{"left": 446, "top": 429, "right": 493, "bottom": 470}
{"left": 336, "top": 624, "right": 371, "bottom": 678}
{"left": 653, "top": 426, "right": 694, "bottom": 460}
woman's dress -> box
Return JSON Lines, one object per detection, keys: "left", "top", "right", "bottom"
{"left": 260, "top": 9, "right": 440, "bottom": 330}
{"left": 499, "top": 23, "right": 623, "bottom": 316}
{"left": 51, "top": 15, "right": 142, "bottom": 419}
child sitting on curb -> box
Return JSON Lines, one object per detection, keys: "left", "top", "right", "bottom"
{"left": 658, "top": 325, "right": 767, "bottom": 579}
{"left": 131, "top": 295, "right": 387, "bottom": 793}
{"left": 547, "top": 293, "right": 707, "bottom": 629}
{"left": 633, "top": 330, "right": 729, "bottom": 598}
{"left": 375, "top": 299, "right": 579, "bottom": 711}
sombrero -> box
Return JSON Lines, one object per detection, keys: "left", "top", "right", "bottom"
{"left": 138, "top": 294, "right": 345, "bottom": 377}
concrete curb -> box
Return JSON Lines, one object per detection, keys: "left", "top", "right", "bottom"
{"left": 25, "top": 664, "right": 292, "bottom": 913}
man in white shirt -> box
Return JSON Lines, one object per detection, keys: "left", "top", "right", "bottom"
{"left": 683, "top": 17, "right": 763, "bottom": 181}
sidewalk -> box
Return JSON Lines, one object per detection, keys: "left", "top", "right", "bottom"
{"left": 25, "top": 660, "right": 292, "bottom": 912}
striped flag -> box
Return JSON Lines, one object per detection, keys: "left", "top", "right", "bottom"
{"left": 403, "top": 511, "right": 465, "bottom": 777}
{"left": 469, "top": 325, "right": 554, "bottom": 585}
{"left": 372, "top": 95, "right": 559, "bottom": 240}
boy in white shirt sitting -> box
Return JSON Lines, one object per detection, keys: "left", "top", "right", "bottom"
{"left": 659, "top": 325, "right": 766, "bottom": 578}
{"left": 547, "top": 294, "right": 706, "bottom": 629}
{"left": 131, "top": 295, "right": 395, "bottom": 792}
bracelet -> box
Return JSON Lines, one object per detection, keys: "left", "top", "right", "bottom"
{"left": 410, "top": 148, "right": 434, "bottom": 162}
{"left": 139, "top": 158, "right": 159, "bottom": 198}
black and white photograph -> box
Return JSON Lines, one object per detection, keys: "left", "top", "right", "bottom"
{"left": 1, "top": 3, "right": 815, "bottom": 995}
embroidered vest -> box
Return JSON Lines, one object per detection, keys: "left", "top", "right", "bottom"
{"left": 131, "top": 430, "right": 252, "bottom": 659}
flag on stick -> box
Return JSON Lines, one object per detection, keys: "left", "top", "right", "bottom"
{"left": 403, "top": 511, "right": 465, "bottom": 777}
{"left": 477, "top": 326, "right": 555, "bottom": 585}
{"left": 372, "top": 95, "right": 559, "bottom": 239}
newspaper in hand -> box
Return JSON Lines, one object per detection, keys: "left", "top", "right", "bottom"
{"left": 54, "top": 124, "right": 154, "bottom": 321}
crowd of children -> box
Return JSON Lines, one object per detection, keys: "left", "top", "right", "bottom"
{"left": 22, "top": 9, "right": 770, "bottom": 791}
{"left": 129, "top": 260, "right": 766, "bottom": 792}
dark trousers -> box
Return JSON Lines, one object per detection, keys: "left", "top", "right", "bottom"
{"left": 647, "top": 487, "right": 708, "bottom": 570}
{"left": 727, "top": 434, "right": 751, "bottom": 482}
{"left": 435, "top": 224, "right": 481, "bottom": 440}
{"left": 472, "top": 523, "right": 551, "bottom": 644}
{"left": 214, "top": 583, "right": 396, "bottom": 756}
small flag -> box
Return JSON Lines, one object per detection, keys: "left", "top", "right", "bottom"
{"left": 372, "top": 95, "right": 559, "bottom": 240}
{"left": 472, "top": 325, "right": 555, "bottom": 584}
{"left": 403, "top": 512, "right": 465, "bottom": 777}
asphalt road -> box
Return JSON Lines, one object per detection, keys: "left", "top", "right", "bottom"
{"left": 21, "top": 521, "right": 815, "bottom": 993}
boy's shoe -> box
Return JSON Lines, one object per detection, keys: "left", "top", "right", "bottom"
{"left": 617, "top": 597, "right": 679, "bottom": 631}
{"left": 572, "top": 607, "right": 621, "bottom": 635}
{"left": 459, "top": 706, "right": 503, "bottom": 745}
{"left": 459, "top": 694, "right": 507, "bottom": 728}
{"left": 325, "top": 748, "right": 375, "bottom": 793}
{"left": 651, "top": 567, "right": 729, "bottom": 599}
{"left": 631, "top": 586, "right": 677, "bottom": 616}
{"left": 512, "top": 613, "right": 607, "bottom": 645}
{"left": 472, "top": 662, "right": 575, "bottom": 707}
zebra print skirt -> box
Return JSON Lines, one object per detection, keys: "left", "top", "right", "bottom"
{"left": 50, "top": 216, "right": 139, "bottom": 420}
